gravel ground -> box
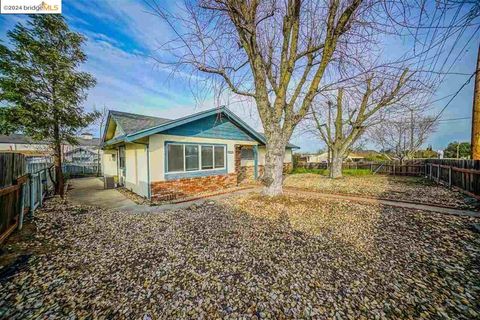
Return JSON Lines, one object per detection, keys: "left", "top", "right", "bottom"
{"left": 0, "top": 194, "right": 479, "bottom": 319}
{"left": 284, "top": 174, "right": 478, "bottom": 210}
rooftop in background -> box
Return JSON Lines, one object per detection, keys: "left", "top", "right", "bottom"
{"left": 0, "top": 134, "right": 101, "bottom": 147}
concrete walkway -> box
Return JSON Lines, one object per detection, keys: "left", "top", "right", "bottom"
{"left": 67, "top": 177, "right": 257, "bottom": 213}
{"left": 68, "top": 177, "right": 151, "bottom": 212}
{"left": 285, "top": 188, "right": 480, "bottom": 218}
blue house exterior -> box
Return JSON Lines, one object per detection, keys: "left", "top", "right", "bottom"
{"left": 102, "top": 107, "right": 297, "bottom": 200}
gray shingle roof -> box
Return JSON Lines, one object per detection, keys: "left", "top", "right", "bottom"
{"left": 110, "top": 110, "right": 172, "bottom": 135}
{"left": 107, "top": 108, "right": 299, "bottom": 149}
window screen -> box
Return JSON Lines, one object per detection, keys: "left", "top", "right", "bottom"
{"left": 185, "top": 145, "right": 199, "bottom": 171}
{"left": 214, "top": 146, "right": 225, "bottom": 168}
{"left": 201, "top": 146, "right": 213, "bottom": 169}
{"left": 167, "top": 144, "right": 184, "bottom": 172}
{"left": 241, "top": 148, "right": 254, "bottom": 160}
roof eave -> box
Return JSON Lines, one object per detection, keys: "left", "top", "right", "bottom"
{"left": 124, "top": 107, "right": 267, "bottom": 144}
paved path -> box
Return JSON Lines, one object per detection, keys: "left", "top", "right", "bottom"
{"left": 285, "top": 188, "right": 480, "bottom": 218}
{"left": 67, "top": 177, "right": 257, "bottom": 213}
{"left": 68, "top": 177, "right": 151, "bottom": 212}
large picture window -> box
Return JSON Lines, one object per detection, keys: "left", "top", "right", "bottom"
{"left": 166, "top": 143, "right": 226, "bottom": 173}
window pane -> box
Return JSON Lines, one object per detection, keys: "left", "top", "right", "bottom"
{"left": 185, "top": 145, "right": 199, "bottom": 171}
{"left": 241, "top": 148, "right": 254, "bottom": 160}
{"left": 201, "top": 146, "right": 213, "bottom": 169}
{"left": 214, "top": 146, "right": 225, "bottom": 168}
{"left": 167, "top": 144, "right": 184, "bottom": 172}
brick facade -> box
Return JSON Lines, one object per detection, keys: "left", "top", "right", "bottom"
{"left": 151, "top": 173, "right": 237, "bottom": 201}
{"left": 150, "top": 145, "right": 293, "bottom": 201}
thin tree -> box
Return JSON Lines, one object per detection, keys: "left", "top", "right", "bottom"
{"left": 370, "top": 114, "right": 437, "bottom": 163}
{"left": 0, "top": 15, "right": 97, "bottom": 195}
{"left": 96, "top": 105, "right": 109, "bottom": 177}
{"left": 145, "top": 0, "right": 377, "bottom": 195}
{"left": 310, "top": 69, "right": 414, "bottom": 178}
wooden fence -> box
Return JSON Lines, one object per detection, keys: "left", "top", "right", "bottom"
{"left": 297, "top": 160, "right": 426, "bottom": 176}
{"left": 0, "top": 153, "right": 27, "bottom": 243}
{"left": 0, "top": 153, "right": 55, "bottom": 244}
{"left": 63, "top": 163, "right": 101, "bottom": 177}
{"left": 425, "top": 159, "right": 480, "bottom": 199}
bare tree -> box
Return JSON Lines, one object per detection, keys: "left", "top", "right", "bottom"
{"left": 96, "top": 105, "right": 109, "bottom": 177}
{"left": 310, "top": 69, "right": 415, "bottom": 178}
{"left": 145, "top": 0, "right": 383, "bottom": 195}
{"left": 370, "top": 113, "right": 437, "bottom": 163}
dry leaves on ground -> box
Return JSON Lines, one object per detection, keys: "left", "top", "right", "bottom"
{"left": 284, "top": 174, "right": 478, "bottom": 210}
{"left": 0, "top": 194, "right": 479, "bottom": 319}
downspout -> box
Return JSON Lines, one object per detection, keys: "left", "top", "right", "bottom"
{"left": 253, "top": 145, "right": 258, "bottom": 180}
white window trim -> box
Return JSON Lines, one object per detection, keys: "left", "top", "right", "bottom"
{"left": 166, "top": 143, "right": 226, "bottom": 174}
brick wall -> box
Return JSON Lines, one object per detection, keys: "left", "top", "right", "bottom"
{"left": 150, "top": 146, "right": 293, "bottom": 201}
{"left": 151, "top": 173, "right": 237, "bottom": 201}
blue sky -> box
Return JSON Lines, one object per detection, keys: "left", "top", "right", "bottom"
{"left": 0, "top": 1, "right": 478, "bottom": 152}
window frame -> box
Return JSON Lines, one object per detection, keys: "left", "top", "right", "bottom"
{"left": 165, "top": 142, "right": 227, "bottom": 174}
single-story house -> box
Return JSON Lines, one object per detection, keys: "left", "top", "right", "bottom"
{"left": 307, "top": 152, "right": 365, "bottom": 163}
{"left": 64, "top": 147, "right": 100, "bottom": 164}
{"left": 101, "top": 107, "right": 298, "bottom": 200}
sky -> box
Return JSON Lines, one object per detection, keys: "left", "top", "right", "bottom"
{"left": 0, "top": 0, "right": 478, "bottom": 153}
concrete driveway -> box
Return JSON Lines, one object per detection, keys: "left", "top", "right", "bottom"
{"left": 67, "top": 177, "right": 151, "bottom": 212}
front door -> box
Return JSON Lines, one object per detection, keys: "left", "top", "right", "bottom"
{"left": 118, "top": 146, "right": 126, "bottom": 186}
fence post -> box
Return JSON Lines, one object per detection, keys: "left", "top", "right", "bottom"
{"left": 38, "top": 172, "right": 43, "bottom": 207}
{"left": 18, "top": 181, "right": 25, "bottom": 230}
{"left": 29, "top": 174, "right": 35, "bottom": 217}
{"left": 437, "top": 164, "right": 441, "bottom": 182}
{"left": 429, "top": 164, "right": 432, "bottom": 180}
{"left": 448, "top": 166, "right": 452, "bottom": 187}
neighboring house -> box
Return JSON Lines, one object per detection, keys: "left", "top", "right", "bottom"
{"left": 0, "top": 132, "right": 101, "bottom": 164}
{"left": 64, "top": 147, "right": 100, "bottom": 164}
{"left": 102, "top": 107, "right": 299, "bottom": 200}
{"left": 307, "top": 152, "right": 365, "bottom": 163}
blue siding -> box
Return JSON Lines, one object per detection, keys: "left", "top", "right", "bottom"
{"left": 165, "top": 169, "right": 228, "bottom": 181}
{"left": 162, "top": 115, "right": 255, "bottom": 141}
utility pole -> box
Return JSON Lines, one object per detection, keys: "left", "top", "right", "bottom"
{"left": 471, "top": 43, "right": 480, "bottom": 159}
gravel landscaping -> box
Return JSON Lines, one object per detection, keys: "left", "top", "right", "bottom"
{"left": 0, "top": 194, "right": 479, "bottom": 319}
{"left": 284, "top": 174, "right": 479, "bottom": 210}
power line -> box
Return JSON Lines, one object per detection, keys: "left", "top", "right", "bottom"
{"left": 438, "top": 116, "right": 471, "bottom": 122}
{"left": 432, "top": 71, "right": 476, "bottom": 121}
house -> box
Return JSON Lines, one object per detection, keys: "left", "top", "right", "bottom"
{"left": 64, "top": 147, "right": 100, "bottom": 164}
{"left": 307, "top": 152, "right": 365, "bottom": 163}
{"left": 0, "top": 132, "right": 101, "bottom": 164}
{"left": 101, "top": 107, "right": 299, "bottom": 200}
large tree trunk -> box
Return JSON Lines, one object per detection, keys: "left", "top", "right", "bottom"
{"left": 53, "top": 124, "right": 64, "bottom": 196}
{"left": 53, "top": 141, "right": 64, "bottom": 196}
{"left": 330, "top": 149, "right": 343, "bottom": 179}
{"left": 262, "top": 138, "right": 286, "bottom": 196}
